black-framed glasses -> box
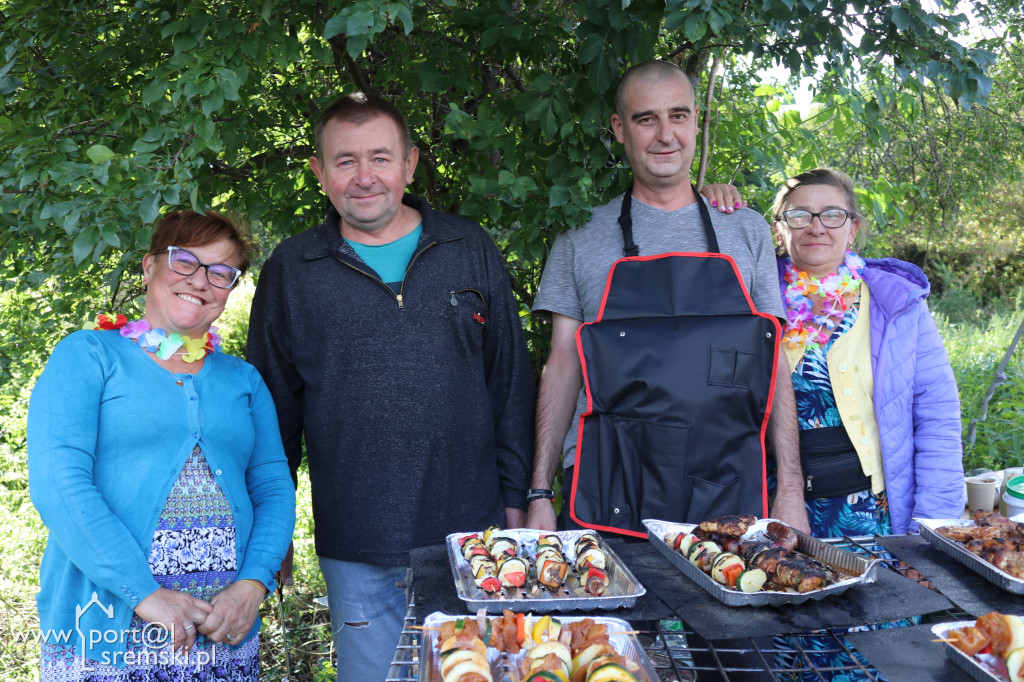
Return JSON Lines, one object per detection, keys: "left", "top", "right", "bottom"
{"left": 780, "top": 208, "right": 852, "bottom": 229}
{"left": 160, "top": 246, "right": 241, "bottom": 289}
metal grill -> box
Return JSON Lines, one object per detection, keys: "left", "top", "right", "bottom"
{"left": 385, "top": 536, "right": 970, "bottom": 681}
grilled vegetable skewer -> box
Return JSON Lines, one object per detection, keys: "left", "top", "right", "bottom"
{"left": 535, "top": 534, "right": 570, "bottom": 590}
{"left": 574, "top": 532, "right": 610, "bottom": 596}
{"left": 459, "top": 534, "right": 503, "bottom": 594}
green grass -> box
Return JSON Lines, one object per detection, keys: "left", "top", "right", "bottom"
{"left": 933, "top": 285, "right": 1024, "bottom": 472}
{"left": 2, "top": 284, "right": 1024, "bottom": 680}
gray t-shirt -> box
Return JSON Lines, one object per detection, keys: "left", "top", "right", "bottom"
{"left": 532, "top": 193, "right": 785, "bottom": 468}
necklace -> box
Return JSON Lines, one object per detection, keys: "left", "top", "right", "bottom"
{"left": 781, "top": 251, "right": 864, "bottom": 353}
{"left": 87, "top": 313, "right": 221, "bottom": 363}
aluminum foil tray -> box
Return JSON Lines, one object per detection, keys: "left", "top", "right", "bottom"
{"left": 918, "top": 517, "right": 1024, "bottom": 594}
{"left": 643, "top": 518, "right": 879, "bottom": 607}
{"left": 932, "top": 621, "right": 1006, "bottom": 682}
{"left": 418, "top": 611, "right": 658, "bottom": 682}
{"left": 446, "top": 529, "right": 646, "bottom": 613}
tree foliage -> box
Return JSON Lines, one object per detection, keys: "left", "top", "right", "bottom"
{"left": 0, "top": 0, "right": 996, "bottom": 333}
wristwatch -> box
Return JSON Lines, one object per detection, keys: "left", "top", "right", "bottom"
{"left": 526, "top": 488, "right": 556, "bottom": 502}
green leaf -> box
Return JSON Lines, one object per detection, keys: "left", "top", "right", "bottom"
{"left": 86, "top": 144, "right": 115, "bottom": 164}
{"left": 891, "top": 7, "right": 911, "bottom": 32}
{"left": 201, "top": 90, "right": 225, "bottom": 117}
{"left": 140, "top": 193, "right": 161, "bottom": 223}
{"left": 587, "top": 51, "right": 614, "bottom": 95}
{"left": 324, "top": 13, "right": 346, "bottom": 40}
{"left": 72, "top": 226, "right": 99, "bottom": 265}
{"left": 100, "top": 224, "right": 121, "bottom": 247}
{"left": 664, "top": 6, "right": 686, "bottom": 29}
{"left": 707, "top": 7, "right": 728, "bottom": 35}
{"left": 549, "top": 185, "right": 571, "bottom": 208}
{"left": 683, "top": 11, "right": 707, "bottom": 43}
{"left": 418, "top": 64, "right": 448, "bottom": 93}
{"left": 216, "top": 67, "right": 241, "bottom": 101}
{"left": 348, "top": 9, "right": 376, "bottom": 36}
{"left": 194, "top": 117, "right": 215, "bottom": 144}
{"left": 393, "top": 5, "right": 414, "bottom": 33}
{"left": 40, "top": 201, "right": 78, "bottom": 221}
{"left": 142, "top": 79, "right": 167, "bottom": 104}
{"left": 579, "top": 33, "right": 605, "bottom": 65}
{"left": 346, "top": 34, "right": 369, "bottom": 59}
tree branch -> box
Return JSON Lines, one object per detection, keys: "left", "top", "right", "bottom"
{"left": 696, "top": 52, "right": 721, "bottom": 191}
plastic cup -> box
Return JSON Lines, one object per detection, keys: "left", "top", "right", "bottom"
{"left": 966, "top": 476, "right": 999, "bottom": 514}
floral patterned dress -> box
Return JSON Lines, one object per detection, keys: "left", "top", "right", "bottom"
{"left": 772, "top": 298, "right": 912, "bottom": 682}
{"left": 792, "top": 299, "right": 893, "bottom": 537}
{"left": 41, "top": 446, "right": 260, "bottom": 681}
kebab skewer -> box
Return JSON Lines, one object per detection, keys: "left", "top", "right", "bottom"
{"left": 573, "top": 531, "right": 610, "bottom": 596}
{"left": 535, "top": 533, "right": 570, "bottom": 591}
{"left": 435, "top": 614, "right": 641, "bottom": 682}
{"left": 944, "top": 611, "right": 1024, "bottom": 682}
{"left": 484, "top": 526, "right": 529, "bottom": 589}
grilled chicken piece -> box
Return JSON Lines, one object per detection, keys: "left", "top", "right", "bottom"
{"left": 965, "top": 536, "right": 1023, "bottom": 553}
{"left": 979, "top": 547, "right": 1024, "bottom": 579}
{"left": 974, "top": 510, "right": 1024, "bottom": 536}
{"left": 938, "top": 525, "right": 1005, "bottom": 542}
{"left": 699, "top": 514, "right": 757, "bottom": 537}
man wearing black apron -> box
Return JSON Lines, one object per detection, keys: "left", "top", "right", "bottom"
{"left": 527, "top": 60, "right": 809, "bottom": 535}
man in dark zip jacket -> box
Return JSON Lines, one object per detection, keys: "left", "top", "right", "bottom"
{"left": 247, "top": 93, "right": 534, "bottom": 681}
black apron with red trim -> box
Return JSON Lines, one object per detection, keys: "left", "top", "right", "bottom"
{"left": 569, "top": 187, "right": 781, "bottom": 538}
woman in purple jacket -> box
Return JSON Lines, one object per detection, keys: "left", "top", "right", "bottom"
{"left": 769, "top": 167, "right": 964, "bottom": 539}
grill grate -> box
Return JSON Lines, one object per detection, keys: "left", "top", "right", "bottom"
{"left": 385, "top": 536, "right": 970, "bottom": 681}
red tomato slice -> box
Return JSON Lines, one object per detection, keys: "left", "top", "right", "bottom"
{"left": 723, "top": 562, "right": 743, "bottom": 588}
{"left": 505, "top": 572, "right": 527, "bottom": 587}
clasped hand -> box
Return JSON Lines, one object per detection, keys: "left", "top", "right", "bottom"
{"left": 134, "top": 581, "right": 264, "bottom": 655}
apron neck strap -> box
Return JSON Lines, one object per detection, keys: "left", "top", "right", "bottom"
{"left": 618, "top": 184, "right": 720, "bottom": 257}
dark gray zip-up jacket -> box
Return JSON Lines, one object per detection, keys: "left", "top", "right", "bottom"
{"left": 247, "top": 194, "right": 534, "bottom": 566}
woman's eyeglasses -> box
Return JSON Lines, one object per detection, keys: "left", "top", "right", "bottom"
{"left": 160, "top": 246, "right": 241, "bottom": 289}
{"left": 779, "top": 208, "right": 852, "bottom": 229}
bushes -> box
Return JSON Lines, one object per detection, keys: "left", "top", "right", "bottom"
{"left": 933, "top": 285, "right": 1024, "bottom": 472}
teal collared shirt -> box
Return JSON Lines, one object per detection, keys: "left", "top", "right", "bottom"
{"left": 345, "top": 224, "right": 423, "bottom": 290}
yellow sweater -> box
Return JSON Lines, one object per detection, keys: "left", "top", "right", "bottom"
{"left": 784, "top": 281, "right": 885, "bottom": 494}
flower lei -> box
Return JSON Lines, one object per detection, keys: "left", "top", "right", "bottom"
{"left": 86, "top": 313, "right": 221, "bottom": 363}
{"left": 782, "top": 251, "right": 865, "bottom": 353}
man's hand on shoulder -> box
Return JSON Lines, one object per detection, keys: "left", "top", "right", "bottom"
{"left": 699, "top": 183, "right": 748, "bottom": 214}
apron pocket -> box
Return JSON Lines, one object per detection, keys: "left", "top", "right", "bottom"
{"left": 573, "top": 415, "right": 691, "bottom": 531}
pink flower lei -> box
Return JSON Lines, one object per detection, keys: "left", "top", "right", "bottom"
{"left": 85, "top": 314, "right": 222, "bottom": 363}
{"left": 782, "top": 251, "right": 865, "bottom": 353}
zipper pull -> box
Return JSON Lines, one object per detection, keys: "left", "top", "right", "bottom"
{"left": 397, "top": 293, "right": 404, "bottom": 308}
{"left": 806, "top": 475, "right": 813, "bottom": 493}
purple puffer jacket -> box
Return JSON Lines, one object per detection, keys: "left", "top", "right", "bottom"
{"left": 778, "top": 256, "right": 964, "bottom": 534}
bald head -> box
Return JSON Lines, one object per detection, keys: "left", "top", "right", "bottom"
{"left": 615, "top": 61, "right": 697, "bottom": 118}
{"left": 610, "top": 60, "right": 701, "bottom": 201}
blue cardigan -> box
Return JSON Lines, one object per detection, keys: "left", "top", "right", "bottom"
{"left": 28, "top": 329, "right": 295, "bottom": 665}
